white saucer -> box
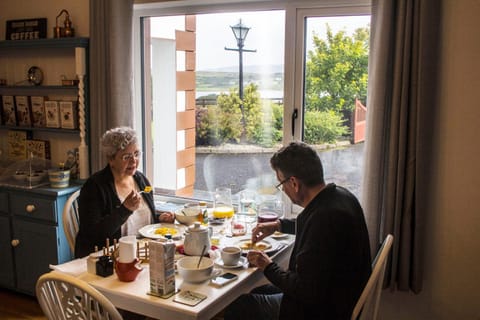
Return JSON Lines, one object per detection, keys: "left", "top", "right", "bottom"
{"left": 271, "top": 232, "right": 289, "bottom": 239}
{"left": 215, "top": 256, "right": 248, "bottom": 269}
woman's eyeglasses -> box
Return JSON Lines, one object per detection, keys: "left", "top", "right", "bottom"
{"left": 121, "top": 151, "right": 142, "bottom": 162}
{"left": 275, "top": 176, "right": 291, "bottom": 191}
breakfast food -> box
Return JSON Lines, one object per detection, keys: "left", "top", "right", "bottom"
{"left": 239, "top": 240, "right": 271, "bottom": 251}
{"left": 154, "top": 227, "right": 178, "bottom": 236}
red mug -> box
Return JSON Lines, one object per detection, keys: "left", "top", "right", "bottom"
{"left": 115, "top": 258, "right": 143, "bottom": 282}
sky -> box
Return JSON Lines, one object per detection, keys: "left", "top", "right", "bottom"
{"left": 151, "top": 11, "right": 370, "bottom": 71}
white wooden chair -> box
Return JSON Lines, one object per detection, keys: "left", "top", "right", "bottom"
{"left": 62, "top": 190, "right": 80, "bottom": 255}
{"left": 351, "top": 234, "right": 394, "bottom": 320}
{"left": 36, "top": 272, "right": 123, "bottom": 320}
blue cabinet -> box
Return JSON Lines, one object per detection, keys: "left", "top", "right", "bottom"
{"left": 0, "top": 185, "right": 80, "bottom": 295}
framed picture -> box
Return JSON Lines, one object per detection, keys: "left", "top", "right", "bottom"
{"left": 2, "top": 95, "right": 16, "bottom": 126}
{"left": 59, "top": 101, "right": 78, "bottom": 129}
{"left": 44, "top": 100, "right": 60, "bottom": 128}
{"left": 31, "top": 96, "right": 46, "bottom": 127}
{"left": 7, "top": 130, "right": 31, "bottom": 160}
{"left": 15, "top": 96, "right": 32, "bottom": 127}
{"left": 27, "top": 139, "right": 51, "bottom": 160}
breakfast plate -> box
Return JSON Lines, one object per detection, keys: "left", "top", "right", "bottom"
{"left": 234, "top": 238, "right": 276, "bottom": 254}
{"left": 138, "top": 223, "right": 183, "bottom": 240}
{"left": 215, "top": 256, "right": 248, "bottom": 269}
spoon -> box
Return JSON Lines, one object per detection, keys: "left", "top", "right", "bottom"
{"left": 196, "top": 245, "right": 207, "bottom": 268}
{"left": 139, "top": 186, "right": 152, "bottom": 194}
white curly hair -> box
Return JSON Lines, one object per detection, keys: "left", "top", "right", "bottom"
{"left": 101, "top": 126, "right": 138, "bottom": 160}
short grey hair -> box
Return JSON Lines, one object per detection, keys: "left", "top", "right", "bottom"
{"left": 101, "top": 127, "right": 138, "bottom": 159}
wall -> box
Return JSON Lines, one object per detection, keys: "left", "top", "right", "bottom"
{"left": 0, "top": 0, "right": 89, "bottom": 39}
{"left": 379, "top": 0, "right": 480, "bottom": 319}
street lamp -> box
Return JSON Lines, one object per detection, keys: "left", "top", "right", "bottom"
{"left": 225, "top": 19, "right": 256, "bottom": 141}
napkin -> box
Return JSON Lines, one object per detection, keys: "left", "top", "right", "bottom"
{"left": 49, "top": 257, "right": 88, "bottom": 277}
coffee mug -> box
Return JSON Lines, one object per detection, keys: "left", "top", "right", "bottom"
{"left": 221, "top": 246, "right": 241, "bottom": 266}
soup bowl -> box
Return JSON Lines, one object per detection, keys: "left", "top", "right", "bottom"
{"left": 177, "top": 256, "right": 220, "bottom": 283}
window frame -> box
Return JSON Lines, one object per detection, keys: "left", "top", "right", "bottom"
{"left": 132, "top": 0, "right": 371, "bottom": 205}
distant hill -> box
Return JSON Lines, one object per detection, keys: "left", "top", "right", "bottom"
{"left": 196, "top": 69, "right": 283, "bottom": 92}
{"left": 198, "top": 64, "right": 283, "bottom": 73}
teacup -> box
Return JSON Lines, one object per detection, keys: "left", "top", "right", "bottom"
{"left": 221, "top": 246, "right": 241, "bottom": 266}
{"left": 177, "top": 256, "right": 221, "bottom": 283}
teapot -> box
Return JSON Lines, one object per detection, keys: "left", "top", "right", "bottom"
{"left": 183, "top": 222, "right": 212, "bottom": 256}
{"left": 115, "top": 257, "right": 143, "bottom": 282}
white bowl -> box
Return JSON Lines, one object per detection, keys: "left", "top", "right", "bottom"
{"left": 13, "top": 173, "right": 27, "bottom": 181}
{"left": 177, "top": 256, "right": 218, "bottom": 283}
{"left": 175, "top": 206, "right": 200, "bottom": 226}
{"left": 26, "top": 174, "right": 43, "bottom": 183}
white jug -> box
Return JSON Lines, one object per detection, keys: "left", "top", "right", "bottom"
{"left": 183, "top": 222, "right": 212, "bottom": 256}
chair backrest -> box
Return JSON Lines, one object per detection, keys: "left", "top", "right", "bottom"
{"left": 351, "top": 234, "right": 394, "bottom": 320}
{"left": 63, "top": 190, "right": 80, "bottom": 255}
{"left": 36, "top": 272, "right": 123, "bottom": 320}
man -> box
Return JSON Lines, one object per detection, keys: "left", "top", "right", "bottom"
{"left": 224, "top": 142, "right": 371, "bottom": 320}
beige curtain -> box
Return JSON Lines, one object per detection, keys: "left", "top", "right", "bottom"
{"left": 362, "top": 0, "right": 441, "bottom": 292}
{"left": 89, "top": 0, "right": 134, "bottom": 172}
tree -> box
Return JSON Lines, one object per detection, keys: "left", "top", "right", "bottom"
{"left": 305, "top": 25, "right": 369, "bottom": 114}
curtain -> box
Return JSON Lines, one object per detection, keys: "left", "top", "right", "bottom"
{"left": 362, "top": 0, "right": 441, "bottom": 293}
{"left": 89, "top": 0, "right": 134, "bottom": 172}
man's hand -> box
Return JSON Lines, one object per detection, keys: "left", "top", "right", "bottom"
{"left": 251, "top": 220, "right": 280, "bottom": 243}
{"left": 247, "top": 250, "right": 273, "bottom": 271}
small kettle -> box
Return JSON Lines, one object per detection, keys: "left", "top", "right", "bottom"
{"left": 183, "top": 222, "right": 212, "bottom": 256}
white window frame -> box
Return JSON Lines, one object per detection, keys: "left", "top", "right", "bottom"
{"left": 132, "top": 0, "right": 371, "bottom": 207}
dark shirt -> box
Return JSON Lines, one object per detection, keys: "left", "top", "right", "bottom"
{"left": 264, "top": 183, "right": 371, "bottom": 320}
{"left": 74, "top": 165, "right": 157, "bottom": 258}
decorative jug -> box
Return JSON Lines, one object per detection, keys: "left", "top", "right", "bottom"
{"left": 115, "top": 258, "right": 143, "bottom": 282}
{"left": 183, "top": 222, "right": 212, "bottom": 256}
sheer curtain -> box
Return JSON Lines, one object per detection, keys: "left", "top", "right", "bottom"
{"left": 89, "top": 0, "right": 134, "bottom": 172}
{"left": 362, "top": 0, "right": 441, "bottom": 292}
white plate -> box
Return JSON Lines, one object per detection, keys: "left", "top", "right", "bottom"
{"left": 234, "top": 238, "right": 277, "bottom": 254}
{"left": 215, "top": 256, "right": 248, "bottom": 269}
{"left": 270, "top": 232, "right": 289, "bottom": 239}
{"left": 138, "top": 223, "right": 182, "bottom": 240}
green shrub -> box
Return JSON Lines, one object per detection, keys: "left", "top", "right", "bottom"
{"left": 304, "top": 110, "right": 349, "bottom": 144}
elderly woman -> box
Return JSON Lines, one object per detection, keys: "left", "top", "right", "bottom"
{"left": 75, "top": 127, "right": 174, "bottom": 258}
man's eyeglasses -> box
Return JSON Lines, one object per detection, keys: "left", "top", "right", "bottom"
{"left": 275, "top": 176, "right": 291, "bottom": 191}
{"left": 121, "top": 151, "right": 142, "bottom": 162}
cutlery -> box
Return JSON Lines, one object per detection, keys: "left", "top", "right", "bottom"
{"left": 197, "top": 245, "right": 207, "bottom": 268}
{"left": 139, "top": 186, "right": 152, "bottom": 194}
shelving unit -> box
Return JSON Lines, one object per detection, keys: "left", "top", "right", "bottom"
{"left": 0, "top": 37, "right": 89, "bottom": 295}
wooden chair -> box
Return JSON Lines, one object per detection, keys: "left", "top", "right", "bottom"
{"left": 62, "top": 190, "right": 80, "bottom": 255}
{"left": 351, "top": 234, "right": 394, "bottom": 320}
{"left": 36, "top": 272, "right": 123, "bottom": 320}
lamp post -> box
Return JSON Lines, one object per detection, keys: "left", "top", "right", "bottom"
{"left": 225, "top": 19, "right": 256, "bottom": 141}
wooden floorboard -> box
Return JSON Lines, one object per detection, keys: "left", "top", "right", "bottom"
{"left": 0, "top": 288, "right": 46, "bottom": 320}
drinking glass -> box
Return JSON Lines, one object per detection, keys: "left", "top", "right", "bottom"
{"left": 213, "top": 187, "right": 234, "bottom": 219}
{"left": 258, "top": 197, "right": 284, "bottom": 223}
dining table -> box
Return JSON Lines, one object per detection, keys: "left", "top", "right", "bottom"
{"left": 51, "top": 220, "right": 295, "bottom": 320}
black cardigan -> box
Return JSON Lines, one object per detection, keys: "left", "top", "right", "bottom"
{"left": 264, "top": 183, "right": 372, "bottom": 320}
{"left": 74, "top": 165, "right": 157, "bottom": 258}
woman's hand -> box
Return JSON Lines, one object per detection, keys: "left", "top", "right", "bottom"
{"left": 123, "top": 190, "right": 141, "bottom": 211}
{"left": 158, "top": 211, "right": 175, "bottom": 223}
{"left": 251, "top": 220, "right": 281, "bottom": 244}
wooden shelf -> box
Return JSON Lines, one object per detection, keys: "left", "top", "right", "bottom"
{"left": 0, "top": 37, "right": 88, "bottom": 49}
{"left": 0, "top": 125, "right": 79, "bottom": 134}
{"left": 0, "top": 85, "right": 78, "bottom": 95}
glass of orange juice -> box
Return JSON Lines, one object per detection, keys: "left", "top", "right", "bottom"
{"left": 213, "top": 187, "right": 234, "bottom": 219}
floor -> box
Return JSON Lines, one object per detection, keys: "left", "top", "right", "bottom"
{"left": 0, "top": 288, "right": 46, "bottom": 320}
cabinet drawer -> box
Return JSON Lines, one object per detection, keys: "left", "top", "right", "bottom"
{"left": 0, "top": 192, "right": 7, "bottom": 212}
{"left": 10, "top": 194, "right": 57, "bottom": 223}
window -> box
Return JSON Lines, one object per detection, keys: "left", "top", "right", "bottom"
{"left": 133, "top": 1, "right": 370, "bottom": 214}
